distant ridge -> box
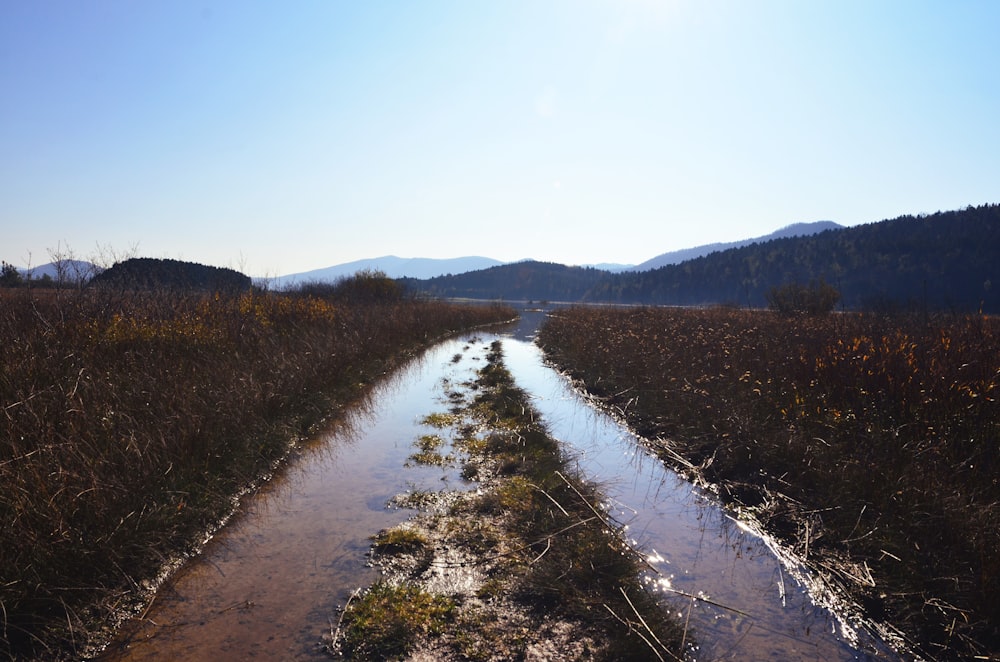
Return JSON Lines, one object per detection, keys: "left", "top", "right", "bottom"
{"left": 16, "top": 260, "right": 98, "bottom": 282}
{"left": 269, "top": 223, "right": 842, "bottom": 287}
{"left": 631, "top": 221, "right": 843, "bottom": 271}
{"left": 273, "top": 255, "right": 503, "bottom": 288}
{"left": 398, "top": 205, "right": 999, "bottom": 314}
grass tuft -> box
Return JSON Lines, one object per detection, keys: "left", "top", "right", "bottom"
{"left": 338, "top": 582, "right": 456, "bottom": 660}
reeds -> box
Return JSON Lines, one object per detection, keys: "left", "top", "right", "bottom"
{"left": 538, "top": 306, "right": 999, "bottom": 659}
{"left": 0, "top": 284, "right": 513, "bottom": 660}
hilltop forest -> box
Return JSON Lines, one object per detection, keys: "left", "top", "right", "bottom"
{"left": 89, "top": 257, "right": 252, "bottom": 291}
{"left": 402, "top": 204, "right": 1000, "bottom": 314}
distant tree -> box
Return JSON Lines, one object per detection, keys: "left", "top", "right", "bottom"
{"left": 1, "top": 261, "right": 22, "bottom": 287}
{"left": 329, "top": 270, "right": 405, "bottom": 303}
{"left": 766, "top": 279, "right": 840, "bottom": 315}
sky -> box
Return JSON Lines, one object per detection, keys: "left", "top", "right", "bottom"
{"left": 3, "top": 1, "right": 999, "bottom": 277}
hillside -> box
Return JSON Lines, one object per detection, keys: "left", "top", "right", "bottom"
{"left": 630, "top": 220, "right": 843, "bottom": 271}
{"left": 401, "top": 205, "right": 999, "bottom": 314}
{"left": 588, "top": 204, "right": 999, "bottom": 313}
{"left": 398, "top": 261, "right": 607, "bottom": 302}
{"left": 89, "top": 258, "right": 252, "bottom": 292}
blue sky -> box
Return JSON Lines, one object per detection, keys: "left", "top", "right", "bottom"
{"left": 3, "top": 1, "right": 999, "bottom": 277}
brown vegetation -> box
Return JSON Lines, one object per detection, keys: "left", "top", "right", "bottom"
{"left": 538, "top": 306, "right": 999, "bottom": 660}
{"left": 0, "top": 280, "right": 513, "bottom": 660}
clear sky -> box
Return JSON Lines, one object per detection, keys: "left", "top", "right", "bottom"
{"left": 3, "top": 1, "right": 999, "bottom": 277}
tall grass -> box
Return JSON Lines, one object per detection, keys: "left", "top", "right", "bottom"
{"left": 538, "top": 306, "right": 999, "bottom": 660}
{"left": 0, "top": 282, "right": 513, "bottom": 660}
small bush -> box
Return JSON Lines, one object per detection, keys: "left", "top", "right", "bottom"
{"left": 293, "top": 270, "right": 404, "bottom": 304}
{"left": 766, "top": 279, "right": 840, "bottom": 315}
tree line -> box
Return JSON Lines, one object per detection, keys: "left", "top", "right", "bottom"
{"left": 401, "top": 204, "right": 999, "bottom": 314}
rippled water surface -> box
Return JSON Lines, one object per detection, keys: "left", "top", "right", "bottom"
{"left": 103, "top": 310, "right": 900, "bottom": 661}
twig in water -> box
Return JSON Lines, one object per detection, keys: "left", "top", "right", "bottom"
{"left": 680, "top": 595, "right": 693, "bottom": 654}
{"left": 552, "top": 470, "right": 657, "bottom": 572}
{"left": 619, "top": 586, "right": 674, "bottom": 660}
{"left": 657, "top": 586, "right": 753, "bottom": 619}
{"left": 530, "top": 483, "right": 570, "bottom": 516}
{"left": 139, "top": 592, "right": 158, "bottom": 622}
{"left": 331, "top": 587, "right": 362, "bottom": 647}
{"left": 601, "top": 603, "right": 668, "bottom": 662}
{"left": 219, "top": 600, "right": 255, "bottom": 614}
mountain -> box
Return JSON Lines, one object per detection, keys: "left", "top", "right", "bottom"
{"left": 586, "top": 205, "right": 999, "bottom": 313}
{"left": 631, "top": 221, "right": 843, "bottom": 271}
{"left": 272, "top": 255, "right": 504, "bottom": 289}
{"left": 398, "top": 261, "right": 608, "bottom": 302}
{"left": 398, "top": 205, "right": 998, "bottom": 314}
{"left": 17, "top": 260, "right": 99, "bottom": 282}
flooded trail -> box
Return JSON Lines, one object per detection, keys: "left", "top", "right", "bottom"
{"left": 101, "top": 339, "right": 487, "bottom": 661}
{"left": 501, "top": 336, "right": 897, "bottom": 661}
{"left": 103, "top": 312, "right": 901, "bottom": 661}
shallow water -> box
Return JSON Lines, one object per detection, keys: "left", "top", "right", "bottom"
{"left": 501, "top": 336, "right": 896, "bottom": 660}
{"left": 102, "top": 310, "right": 901, "bottom": 661}
{"left": 101, "top": 340, "right": 483, "bottom": 660}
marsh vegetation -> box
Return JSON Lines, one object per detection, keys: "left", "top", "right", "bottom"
{"left": 538, "top": 306, "right": 999, "bottom": 659}
{"left": 0, "top": 276, "right": 513, "bottom": 660}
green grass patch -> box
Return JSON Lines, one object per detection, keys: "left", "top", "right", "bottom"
{"left": 406, "top": 433, "right": 453, "bottom": 467}
{"left": 339, "top": 582, "right": 456, "bottom": 660}
{"left": 421, "top": 412, "right": 461, "bottom": 428}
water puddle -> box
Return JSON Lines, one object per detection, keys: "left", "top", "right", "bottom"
{"left": 102, "top": 312, "right": 901, "bottom": 660}
{"left": 101, "top": 339, "right": 488, "bottom": 660}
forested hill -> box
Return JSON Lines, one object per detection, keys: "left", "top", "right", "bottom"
{"left": 398, "top": 261, "right": 606, "bottom": 302}
{"left": 587, "top": 204, "right": 999, "bottom": 313}
{"left": 400, "top": 205, "right": 999, "bottom": 313}
{"left": 89, "top": 258, "right": 252, "bottom": 292}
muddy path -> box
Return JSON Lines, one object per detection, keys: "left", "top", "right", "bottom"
{"left": 100, "top": 309, "right": 903, "bottom": 660}
{"left": 100, "top": 340, "right": 478, "bottom": 660}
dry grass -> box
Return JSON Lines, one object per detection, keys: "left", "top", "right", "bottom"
{"left": 0, "top": 282, "right": 513, "bottom": 660}
{"left": 538, "top": 306, "right": 999, "bottom": 660}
